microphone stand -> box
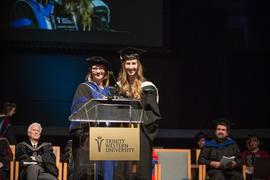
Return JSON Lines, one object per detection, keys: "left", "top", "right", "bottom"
{"left": 108, "top": 71, "right": 120, "bottom": 99}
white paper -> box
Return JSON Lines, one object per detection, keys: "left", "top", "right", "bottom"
{"left": 23, "top": 161, "right": 38, "bottom": 165}
{"left": 220, "top": 155, "right": 235, "bottom": 167}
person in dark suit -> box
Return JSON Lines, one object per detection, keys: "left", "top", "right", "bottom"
{"left": 16, "top": 122, "right": 58, "bottom": 180}
{"left": 198, "top": 119, "right": 243, "bottom": 180}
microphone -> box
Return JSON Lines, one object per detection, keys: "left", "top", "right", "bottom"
{"left": 109, "top": 71, "right": 116, "bottom": 79}
{"left": 109, "top": 71, "right": 120, "bottom": 98}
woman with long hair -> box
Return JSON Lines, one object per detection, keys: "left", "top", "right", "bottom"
{"left": 117, "top": 47, "right": 161, "bottom": 180}
{"left": 0, "top": 102, "right": 17, "bottom": 145}
{"left": 63, "top": 0, "right": 93, "bottom": 31}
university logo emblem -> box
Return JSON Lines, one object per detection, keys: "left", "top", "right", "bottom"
{"left": 95, "top": 136, "right": 104, "bottom": 152}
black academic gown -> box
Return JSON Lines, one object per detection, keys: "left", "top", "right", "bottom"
{"left": 198, "top": 138, "right": 243, "bottom": 180}
{"left": 131, "top": 81, "right": 161, "bottom": 180}
{"left": 0, "top": 137, "right": 12, "bottom": 180}
{"left": 113, "top": 80, "right": 161, "bottom": 180}
{"left": 0, "top": 117, "right": 17, "bottom": 145}
{"left": 69, "top": 81, "right": 112, "bottom": 180}
{"left": 16, "top": 140, "right": 58, "bottom": 179}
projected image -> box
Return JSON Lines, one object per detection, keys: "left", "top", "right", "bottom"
{"left": 1, "top": 0, "right": 163, "bottom": 47}
{"left": 10, "top": 0, "right": 111, "bottom": 31}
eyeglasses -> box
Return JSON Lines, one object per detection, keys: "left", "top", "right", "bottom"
{"left": 92, "top": 66, "right": 105, "bottom": 72}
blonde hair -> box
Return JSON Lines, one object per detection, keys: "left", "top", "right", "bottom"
{"left": 117, "top": 59, "right": 145, "bottom": 100}
{"left": 63, "top": 0, "right": 93, "bottom": 31}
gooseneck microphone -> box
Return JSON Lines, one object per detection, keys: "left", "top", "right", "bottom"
{"left": 109, "top": 71, "right": 120, "bottom": 98}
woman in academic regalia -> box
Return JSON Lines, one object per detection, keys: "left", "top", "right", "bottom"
{"left": 69, "top": 56, "right": 114, "bottom": 180}
{"left": 117, "top": 47, "right": 161, "bottom": 180}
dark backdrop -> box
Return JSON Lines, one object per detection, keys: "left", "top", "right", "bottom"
{"left": 0, "top": 0, "right": 269, "bottom": 151}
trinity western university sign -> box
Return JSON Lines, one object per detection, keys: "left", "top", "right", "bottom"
{"left": 89, "top": 127, "right": 140, "bottom": 160}
{"left": 95, "top": 136, "right": 135, "bottom": 153}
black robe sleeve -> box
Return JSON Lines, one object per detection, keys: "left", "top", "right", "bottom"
{"left": 231, "top": 143, "right": 243, "bottom": 168}
{"left": 15, "top": 142, "right": 33, "bottom": 165}
{"left": 70, "top": 83, "right": 94, "bottom": 131}
{"left": 0, "top": 138, "right": 12, "bottom": 170}
{"left": 71, "top": 83, "right": 93, "bottom": 113}
{"left": 198, "top": 146, "right": 212, "bottom": 166}
{"left": 142, "top": 84, "right": 161, "bottom": 142}
{"left": 3, "top": 126, "right": 17, "bottom": 145}
{"left": 40, "top": 143, "right": 58, "bottom": 177}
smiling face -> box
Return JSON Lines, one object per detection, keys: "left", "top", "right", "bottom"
{"left": 90, "top": 64, "right": 106, "bottom": 83}
{"left": 124, "top": 59, "right": 139, "bottom": 78}
{"left": 215, "top": 124, "right": 228, "bottom": 139}
{"left": 28, "top": 125, "right": 41, "bottom": 141}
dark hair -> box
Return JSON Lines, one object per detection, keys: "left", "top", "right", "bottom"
{"left": 217, "top": 122, "right": 230, "bottom": 132}
{"left": 194, "top": 131, "right": 208, "bottom": 142}
{"left": 2, "top": 102, "right": 16, "bottom": 115}
{"left": 213, "top": 118, "right": 231, "bottom": 132}
{"left": 248, "top": 134, "right": 260, "bottom": 140}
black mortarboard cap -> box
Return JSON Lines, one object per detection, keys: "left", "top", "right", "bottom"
{"left": 85, "top": 56, "right": 111, "bottom": 71}
{"left": 213, "top": 118, "right": 234, "bottom": 129}
{"left": 118, "top": 47, "right": 147, "bottom": 61}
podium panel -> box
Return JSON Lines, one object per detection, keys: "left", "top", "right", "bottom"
{"left": 89, "top": 127, "right": 140, "bottom": 160}
{"left": 69, "top": 99, "right": 144, "bottom": 123}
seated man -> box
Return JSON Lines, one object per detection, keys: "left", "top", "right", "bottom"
{"left": 242, "top": 134, "right": 270, "bottom": 180}
{"left": 0, "top": 136, "right": 13, "bottom": 180}
{"left": 198, "top": 118, "right": 243, "bottom": 180}
{"left": 16, "top": 122, "right": 58, "bottom": 180}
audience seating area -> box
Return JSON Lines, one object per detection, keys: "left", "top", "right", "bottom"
{"left": 9, "top": 145, "right": 249, "bottom": 180}
{"left": 153, "top": 148, "right": 247, "bottom": 180}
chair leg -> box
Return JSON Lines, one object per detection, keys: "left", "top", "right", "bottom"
{"left": 15, "top": 161, "right": 19, "bottom": 180}
{"left": 10, "top": 161, "right": 14, "bottom": 180}
{"left": 63, "top": 162, "right": 68, "bottom": 180}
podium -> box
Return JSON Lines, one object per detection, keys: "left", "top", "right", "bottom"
{"left": 69, "top": 98, "right": 144, "bottom": 161}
